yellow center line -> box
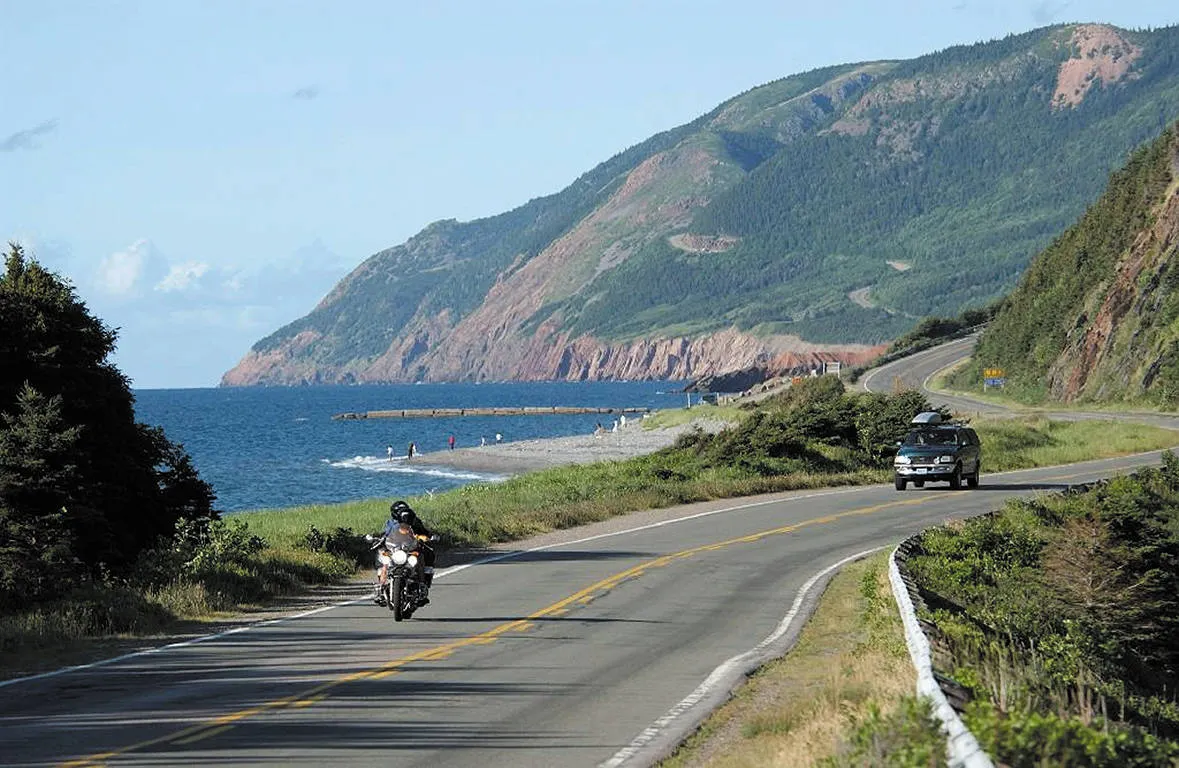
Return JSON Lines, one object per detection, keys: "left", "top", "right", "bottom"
{"left": 170, "top": 724, "right": 234, "bottom": 746}
{"left": 60, "top": 494, "right": 940, "bottom": 766}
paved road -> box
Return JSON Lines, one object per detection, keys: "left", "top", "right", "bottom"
{"left": 4, "top": 340, "right": 1178, "bottom": 768}
{"left": 859, "top": 334, "right": 1179, "bottom": 430}
{"left": 857, "top": 334, "right": 1007, "bottom": 414}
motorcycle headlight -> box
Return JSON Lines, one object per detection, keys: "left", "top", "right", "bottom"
{"left": 391, "top": 549, "right": 408, "bottom": 565}
{"left": 894, "top": 455, "right": 910, "bottom": 465}
{"left": 407, "top": 554, "right": 419, "bottom": 568}
{"left": 938, "top": 455, "right": 955, "bottom": 464}
{"left": 378, "top": 552, "right": 392, "bottom": 566}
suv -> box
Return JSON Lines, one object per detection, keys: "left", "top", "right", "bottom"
{"left": 893, "top": 412, "right": 981, "bottom": 491}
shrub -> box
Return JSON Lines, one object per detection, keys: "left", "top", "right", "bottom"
{"left": 967, "top": 700, "right": 1179, "bottom": 768}
{"left": 304, "top": 525, "right": 372, "bottom": 568}
{"left": 908, "top": 457, "right": 1179, "bottom": 758}
{"left": 822, "top": 697, "right": 949, "bottom": 767}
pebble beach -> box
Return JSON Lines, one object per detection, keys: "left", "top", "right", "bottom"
{"left": 410, "top": 418, "right": 729, "bottom": 475}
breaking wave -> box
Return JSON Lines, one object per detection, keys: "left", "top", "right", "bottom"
{"left": 324, "top": 455, "right": 505, "bottom": 483}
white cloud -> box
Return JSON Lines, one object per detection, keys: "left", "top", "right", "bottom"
{"left": 155, "top": 261, "right": 210, "bottom": 292}
{"left": 24, "top": 235, "right": 353, "bottom": 386}
{"left": 221, "top": 272, "right": 245, "bottom": 293}
{"left": 95, "top": 239, "right": 167, "bottom": 298}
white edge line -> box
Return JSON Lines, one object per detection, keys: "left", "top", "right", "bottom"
{"left": 5, "top": 442, "right": 1168, "bottom": 691}
{"left": 438, "top": 485, "right": 869, "bottom": 577}
{"left": 0, "top": 486, "right": 867, "bottom": 690}
{"left": 862, "top": 336, "right": 976, "bottom": 394}
{"left": 889, "top": 547, "right": 994, "bottom": 768}
{"left": 0, "top": 599, "right": 365, "bottom": 690}
{"left": 598, "top": 546, "right": 884, "bottom": 768}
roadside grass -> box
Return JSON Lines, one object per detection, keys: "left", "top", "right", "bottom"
{"left": 971, "top": 417, "right": 1178, "bottom": 471}
{"left": 244, "top": 439, "right": 893, "bottom": 550}
{"left": 236, "top": 416, "right": 1179, "bottom": 548}
{"left": 659, "top": 554, "right": 946, "bottom": 767}
{"left": 0, "top": 545, "right": 357, "bottom": 675}
{"left": 240, "top": 460, "right": 887, "bottom": 550}
{"left": 242, "top": 500, "right": 392, "bottom": 549}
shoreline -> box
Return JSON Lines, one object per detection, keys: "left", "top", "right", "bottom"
{"left": 405, "top": 418, "right": 728, "bottom": 476}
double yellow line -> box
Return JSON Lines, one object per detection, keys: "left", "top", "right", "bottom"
{"left": 62, "top": 493, "right": 941, "bottom": 766}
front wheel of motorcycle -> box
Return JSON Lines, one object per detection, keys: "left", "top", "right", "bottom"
{"left": 391, "top": 575, "right": 405, "bottom": 621}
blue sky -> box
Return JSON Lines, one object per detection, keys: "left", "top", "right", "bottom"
{"left": 3, "top": 1, "right": 1176, "bottom": 388}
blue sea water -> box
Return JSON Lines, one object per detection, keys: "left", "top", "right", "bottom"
{"left": 132, "top": 382, "right": 688, "bottom": 513}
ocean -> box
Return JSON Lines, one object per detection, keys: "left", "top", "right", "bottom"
{"left": 132, "top": 381, "right": 688, "bottom": 513}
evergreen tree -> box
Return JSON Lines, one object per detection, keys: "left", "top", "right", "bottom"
{"left": 0, "top": 386, "right": 79, "bottom": 608}
{"left": 0, "top": 243, "right": 217, "bottom": 610}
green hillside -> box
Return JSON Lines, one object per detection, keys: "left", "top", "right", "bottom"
{"left": 557, "top": 25, "right": 1179, "bottom": 343}
{"left": 250, "top": 111, "right": 712, "bottom": 365}
{"left": 951, "top": 121, "right": 1179, "bottom": 405}
{"left": 224, "top": 23, "right": 1179, "bottom": 386}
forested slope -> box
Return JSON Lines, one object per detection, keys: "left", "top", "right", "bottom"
{"left": 223, "top": 23, "right": 1179, "bottom": 386}
{"left": 952, "top": 122, "right": 1179, "bottom": 405}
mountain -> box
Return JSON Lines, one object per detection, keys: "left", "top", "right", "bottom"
{"left": 951, "top": 121, "right": 1179, "bottom": 405}
{"left": 223, "top": 23, "right": 1179, "bottom": 386}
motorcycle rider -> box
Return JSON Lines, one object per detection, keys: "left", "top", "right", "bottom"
{"left": 373, "top": 500, "right": 437, "bottom": 606}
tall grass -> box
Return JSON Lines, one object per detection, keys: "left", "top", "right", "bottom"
{"left": 972, "top": 417, "right": 1177, "bottom": 471}
{"left": 642, "top": 403, "right": 747, "bottom": 429}
{"left": 237, "top": 417, "right": 1176, "bottom": 548}
{"left": 0, "top": 545, "right": 357, "bottom": 671}
{"left": 240, "top": 459, "right": 886, "bottom": 549}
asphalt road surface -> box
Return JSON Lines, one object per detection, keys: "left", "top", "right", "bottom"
{"left": 4, "top": 339, "right": 1177, "bottom": 768}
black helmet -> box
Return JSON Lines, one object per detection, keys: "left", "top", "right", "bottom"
{"left": 389, "top": 500, "right": 415, "bottom": 523}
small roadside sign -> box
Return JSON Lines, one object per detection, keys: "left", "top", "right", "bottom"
{"left": 983, "top": 367, "right": 1006, "bottom": 390}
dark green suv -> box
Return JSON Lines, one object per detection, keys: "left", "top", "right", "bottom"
{"left": 893, "top": 412, "right": 981, "bottom": 491}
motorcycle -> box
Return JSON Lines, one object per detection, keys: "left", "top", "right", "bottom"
{"left": 366, "top": 529, "right": 434, "bottom": 621}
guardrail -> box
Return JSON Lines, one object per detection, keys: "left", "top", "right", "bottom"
{"left": 889, "top": 478, "right": 1111, "bottom": 767}
{"left": 890, "top": 538, "right": 994, "bottom": 768}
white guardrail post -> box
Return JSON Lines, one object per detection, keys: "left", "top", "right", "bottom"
{"left": 889, "top": 546, "right": 994, "bottom": 768}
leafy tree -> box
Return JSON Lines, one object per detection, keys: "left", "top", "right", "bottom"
{"left": 0, "top": 244, "right": 217, "bottom": 610}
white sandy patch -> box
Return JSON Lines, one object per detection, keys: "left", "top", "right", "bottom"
{"left": 848, "top": 287, "right": 876, "bottom": 309}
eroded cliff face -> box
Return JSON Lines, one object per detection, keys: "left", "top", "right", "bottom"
{"left": 222, "top": 23, "right": 1179, "bottom": 389}
{"left": 1045, "top": 157, "right": 1179, "bottom": 401}
{"left": 220, "top": 326, "right": 881, "bottom": 385}
{"left": 1052, "top": 25, "right": 1142, "bottom": 109}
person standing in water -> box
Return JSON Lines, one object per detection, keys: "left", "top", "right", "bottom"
{"left": 407, "top": 441, "right": 416, "bottom": 459}
{"left": 386, "top": 445, "right": 394, "bottom": 461}
{"left": 448, "top": 434, "right": 456, "bottom": 451}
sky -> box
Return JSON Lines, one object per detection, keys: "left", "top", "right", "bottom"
{"left": 3, "top": 1, "right": 1177, "bottom": 388}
